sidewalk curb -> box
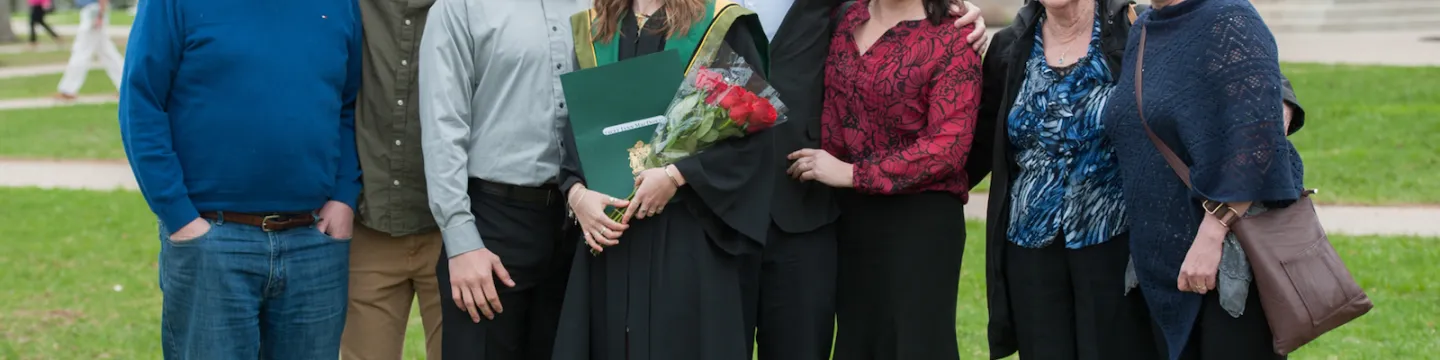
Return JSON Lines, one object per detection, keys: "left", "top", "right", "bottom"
{"left": 0, "top": 158, "right": 1435, "bottom": 238}
{"left": 0, "top": 95, "right": 117, "bottom": 111}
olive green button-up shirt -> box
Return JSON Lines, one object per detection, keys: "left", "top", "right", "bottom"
{"left": 355, "top": 0, "right": 438, "bottom": 236}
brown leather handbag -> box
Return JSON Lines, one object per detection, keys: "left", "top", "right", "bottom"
{"left": 1134, "top": 27, "right": 1373, "bottom": 355}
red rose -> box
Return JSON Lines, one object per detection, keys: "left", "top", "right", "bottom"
{"left": 718, "top": 88, "right": 747, "bottom": 109}
{"left": 748, "top": 100, "right": 778, "bottom": 132}
{"left": 705, "top": 84, "right": 730, "bottom": 104}
{"left": 728, "top": 102, "right": 754, "bottom": 125}
{"left": 694, "top": 69, "right": 725, "bottom": 92}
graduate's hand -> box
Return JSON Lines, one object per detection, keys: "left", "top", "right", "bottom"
{"left": 623, "top": 167, "right": 679, "bottom": 224}
{"left": 949, "top": 1, "right": 989, "bottom": 53}
{"left": 568, "top": 184, "right": 629, "bottom": 253}
{"left": 788, "top": 148, "right": 854, "bottom": 188}
{"left": 449, "top": 249, "right": 515, "bottom": 323}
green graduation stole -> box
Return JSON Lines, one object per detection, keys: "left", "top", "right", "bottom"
{"left": 570, "top": 0, "right": 769, "bottom": 75}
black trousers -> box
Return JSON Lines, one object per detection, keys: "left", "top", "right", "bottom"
{"left": 1171, "top": 282, "right": 1284, "bottom": 360}
{"left": 436, "top": 183, "right": 574, "bottom": 360}
{"left": 1004, "top": 234, "right": 1159, "bottom": 360}
{"left": 834, "top": 192, "right": 965, "bottom": 360}
{"left": 743, "top": 222, "right": 839, "bottom": 360}
{"left": 29, "top": 5, "right": 59, "bottom": 44}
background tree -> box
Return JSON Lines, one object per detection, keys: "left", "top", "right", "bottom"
{"left": 0, "top": 0, "right": 18, "bottom": 43}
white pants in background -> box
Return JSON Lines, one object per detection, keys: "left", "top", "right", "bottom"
{"left": 57, "top": 4, "right": 124, "bottom": 96}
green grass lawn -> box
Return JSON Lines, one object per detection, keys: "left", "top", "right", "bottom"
{"left": 0, "top": 45, "right": 127, "bottom": 67}
{"left": 0, "top": 188, "right": 1435, "bottom": 358}
{"left": 10, "top": 9, "right": 135, "bottom": 26}
{"left": 1281, "top": 63, "right": 1440, "bottom": 205}
{"left": 0, "top": 70, "right": 118, "bottom": 99}
{"left": 0, "top": 63, "right": 1434, "bottom": 205}
{"left": 0, "top": 104, "right": 123, "bottom": 160}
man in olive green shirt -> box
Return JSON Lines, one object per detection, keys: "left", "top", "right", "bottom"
{"left": 341, "top": 0, "right": 443, "bottom": 359}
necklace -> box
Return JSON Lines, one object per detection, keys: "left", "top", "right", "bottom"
{"left": 1046, "top": 24, "right": 1086, "bottom": 65}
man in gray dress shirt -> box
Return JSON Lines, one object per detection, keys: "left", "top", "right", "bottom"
{"left": 417, "top": 0, "right": 588, "bottom": 358}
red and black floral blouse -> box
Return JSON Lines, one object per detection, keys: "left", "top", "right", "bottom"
{"left": 821, "top": 1, "right": 983, "bottom": 199}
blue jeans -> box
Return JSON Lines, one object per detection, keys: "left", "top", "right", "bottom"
{"left": 158, "top": 215, "right": 350, "bottom": 360}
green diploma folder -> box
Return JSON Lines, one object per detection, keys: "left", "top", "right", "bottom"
{"left": 560, "top": 50, "right": 686, "bottom": 199}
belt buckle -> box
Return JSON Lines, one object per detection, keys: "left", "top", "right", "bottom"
{"left": 261, "top": 214, "right": 284, "bottom": 232}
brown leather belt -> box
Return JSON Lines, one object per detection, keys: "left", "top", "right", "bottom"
{"left": 200, "top": 211, "right": 317, "bottom": 232}
{"left": 469, "top": 178, "right": 561, "bottom": 206}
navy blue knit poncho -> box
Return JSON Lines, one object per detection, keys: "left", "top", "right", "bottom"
{"left": 1103, "top": 0, "right": 1304, "bottom": 357}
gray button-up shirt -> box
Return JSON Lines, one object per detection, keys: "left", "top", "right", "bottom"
{"left": 356, "top": 0, "right": 437, "bottom": 237}
{"left": 418, "top": 0, "right": 587, "bottom": 257}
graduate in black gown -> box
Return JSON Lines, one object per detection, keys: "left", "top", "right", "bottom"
{"left": 554, "top": 1, "right": 774, "bottom": 359}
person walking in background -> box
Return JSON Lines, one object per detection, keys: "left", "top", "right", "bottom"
{"left": 1105, "top": 0, "right": 1305, "bottom": 358}
{"left": 417, "top": 0, "right": 588, "bottom": 358}
{"left": 787, "top": 0, "right": 982, "bottom": 358}
{"left": 339, "top": 1, "right": 445, "bottom": 359}
{"left": 120, "top": 0, "right": 363, "bottom": 357}
{"left": 56, "top": 0, "right": 124, "bottom": 101}
{"left": 27, "top": 0, "right": 62, "bottom": 50}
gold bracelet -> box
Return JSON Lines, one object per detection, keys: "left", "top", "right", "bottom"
{"left": 663, "top": 166, "right": 681, "bottom": 187}
{"left": 570, "top": 189, "right": 587, "bottom": 209}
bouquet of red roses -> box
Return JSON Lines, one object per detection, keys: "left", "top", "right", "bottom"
{"left": 607, "top": 44, "right": 789, "bottom": 222}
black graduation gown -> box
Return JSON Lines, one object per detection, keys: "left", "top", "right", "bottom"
{"left": 552, "top": 8, "right": 775, "bottom": 360}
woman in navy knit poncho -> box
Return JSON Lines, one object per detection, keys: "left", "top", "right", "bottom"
{"left": 1104, "top": 0, "right": 1304, "bottom": 359}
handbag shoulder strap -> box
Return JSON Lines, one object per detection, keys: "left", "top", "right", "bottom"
{"left": 1135, "top": 27, "right": 1194, "bottom": 190}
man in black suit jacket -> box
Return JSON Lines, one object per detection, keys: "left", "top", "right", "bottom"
{"left": 745, "top": 1, "right": 990, "bottom": 358}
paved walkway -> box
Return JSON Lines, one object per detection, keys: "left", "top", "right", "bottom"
{"left": 977, "top": 28, "right": 1440, "bottom": 66}
{"left": 0, "top": 95, "right": 116, "bottom": 111}
{"left": 6, "top": 21, "right": 132, "bottom": 38}
{"left": 1, "top": 159, "right": 1436, "bottom": 237}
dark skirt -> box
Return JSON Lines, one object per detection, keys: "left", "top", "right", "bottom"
{"left": 833, "top": 191, "right": 966, "bottom": 360}
{"left": 551, "top": 200, "right": 761, "bottom": 360}
{"left": 1004, "top": 234, "right": 1159, "bottom": 360}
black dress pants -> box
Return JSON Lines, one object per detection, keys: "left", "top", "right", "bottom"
{"left": 29, "top": 5, "right": 58, "bottom": 44}
{"left": 743, "top": 222, "right": 839, "bottom": 360}
{"left": 1004, "top": 234, "right": 1159, "bottom": 360}
{"left": 1172, "top": 281, "right": 1285, "bottom": 360}
{"left": 834, "top": 192, "right": 965, "bottom": 360}
{"left": 436, "top": 181, "right": 573, "bottom": 360}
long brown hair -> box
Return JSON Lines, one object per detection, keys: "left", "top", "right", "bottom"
{"left": 591, "top": 0, "right": 707, "bottom": 43}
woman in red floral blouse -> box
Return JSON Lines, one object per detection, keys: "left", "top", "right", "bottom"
{"left": 787, "top": 0, "right": 981, "bottom": 358}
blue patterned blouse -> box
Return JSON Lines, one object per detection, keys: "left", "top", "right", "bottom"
{"left": 1004, "top": 11, "right": 1127, "bottom": 249}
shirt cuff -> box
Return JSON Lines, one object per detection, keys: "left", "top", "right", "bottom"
{"left": 331, "top": 179, "right": 362, "bottom": 211}
{"left": 156, "top": 199, "right": 201, "bottom": 233}
{"left": 440, "top": 219, "right": 485, "bottom": 258}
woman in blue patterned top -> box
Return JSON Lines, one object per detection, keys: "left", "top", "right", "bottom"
{"left": 967, "top": 0, "right": 1305, "bottom": 359}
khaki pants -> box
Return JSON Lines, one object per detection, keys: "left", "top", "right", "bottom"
{"left": 340, "top": 222, "right": 444, "bottom": 360}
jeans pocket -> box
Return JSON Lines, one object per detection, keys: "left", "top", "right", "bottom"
{"left": 160, "top": 219, "right": 213, "bottom": 246}
{"left": 315, "top": 226, "right": 352, "bottom": 242}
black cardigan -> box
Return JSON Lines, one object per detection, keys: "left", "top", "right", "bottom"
{"left": 963, "top": 1, "right": 1306, "bottom": 358}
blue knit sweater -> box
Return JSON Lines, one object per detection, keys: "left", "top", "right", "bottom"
{"left": 1103, "top": 0, "right": 1303, "bottom": 357}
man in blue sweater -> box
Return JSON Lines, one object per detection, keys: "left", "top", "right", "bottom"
{"left": 119, "top": 0, "right": 363, "bottom": 358}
